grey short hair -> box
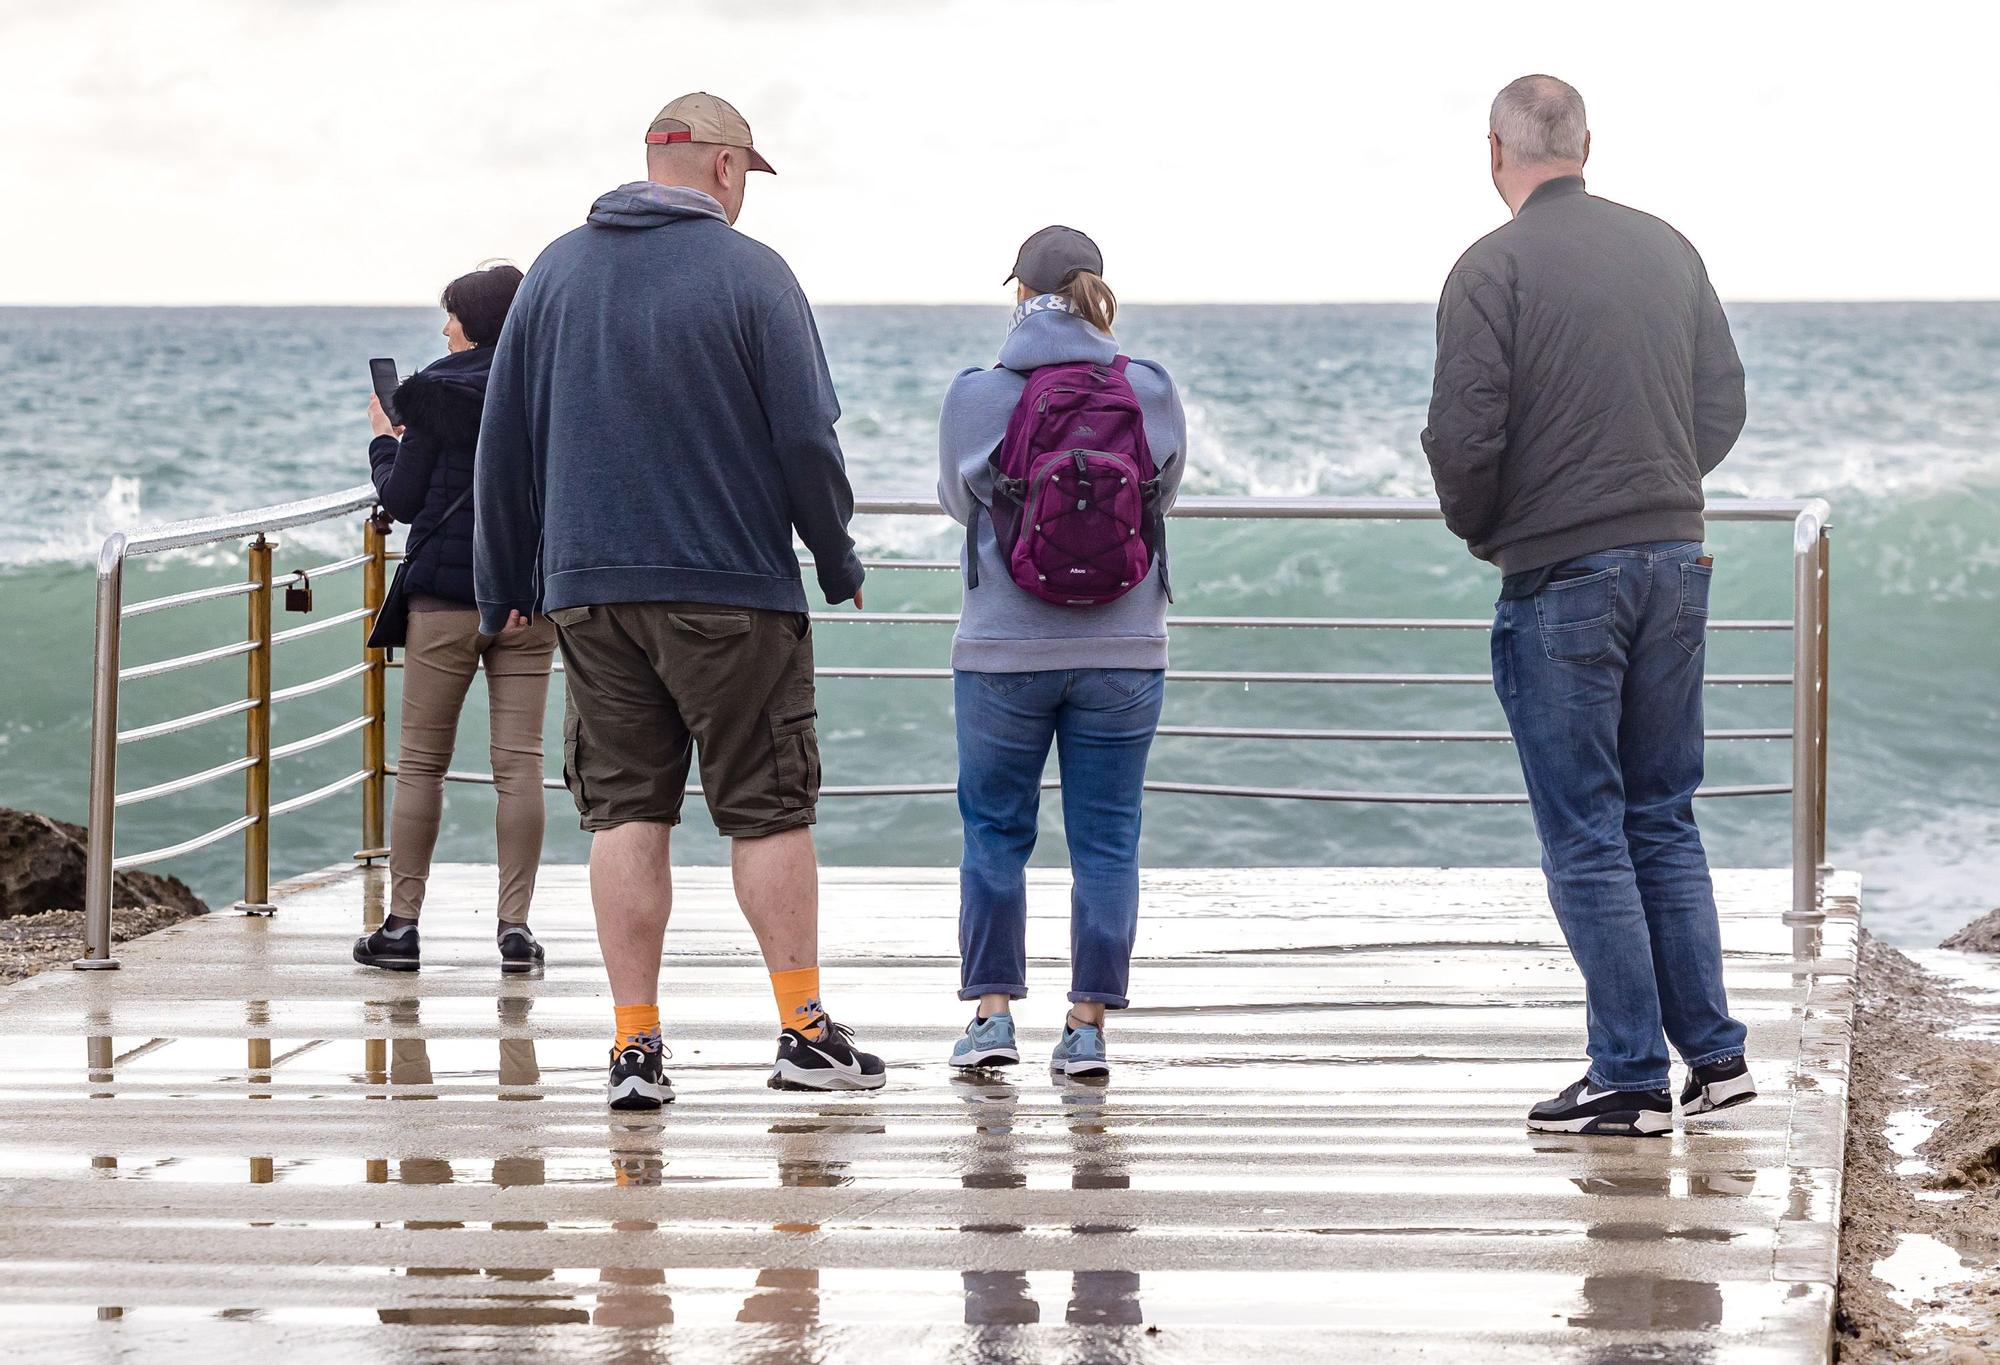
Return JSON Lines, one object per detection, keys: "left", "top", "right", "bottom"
{"left": 1489, "top": 74, "right": 1587, "bottom": 164}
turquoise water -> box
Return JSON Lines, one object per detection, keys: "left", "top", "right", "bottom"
{"left": 1, "top": 304, "right": 1995, "bottom": 946}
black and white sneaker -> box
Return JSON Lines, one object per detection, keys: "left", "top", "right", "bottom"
{"left": 607, "top": 1035, "right": 674, "bottom": 1110}
{"left": 768, "top": 1014, "right": 888, "bottom": 1092}
{"left": 497, "top": 924, "right": 544, "bottom": 974}
{"left": 353, "top": 919, "right": 420, "bottom": 972}
{"left": 1681, "top": 1056, "right": 1756, "bottom": 1116}
{"left": 1527, "top": 1074, "right": 1673, "bottom": 1137}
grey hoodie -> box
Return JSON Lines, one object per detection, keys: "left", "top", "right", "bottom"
{"left": 938, "top": 303, "right": 1188, "bottom": 672}
{"left": 473, "top": 182, "right": 864, "bottom": 636}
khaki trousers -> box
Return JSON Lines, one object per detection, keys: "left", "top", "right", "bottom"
{"left": 390, "top": 609, "right": 557, "bottom": 923}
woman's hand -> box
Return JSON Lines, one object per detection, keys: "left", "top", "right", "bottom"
{"left": 500, "top": 610, "right": 531, "bottom": 634}
{"left": 368, "top": 395, "right": 405, "bottom": 439}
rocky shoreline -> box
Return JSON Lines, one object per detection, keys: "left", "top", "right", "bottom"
{"left": 0, "top": 902, "right": 208, "bottom": 984}
{"left": 0, "top": 805, "right": 210, "bottom": 983}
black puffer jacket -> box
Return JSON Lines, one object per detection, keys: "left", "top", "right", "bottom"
{"left": 1420, "top": 176, "right": 1746, "bottom": 575}
{"left": 368, "top": 346, "right": 492, "bottom": 604}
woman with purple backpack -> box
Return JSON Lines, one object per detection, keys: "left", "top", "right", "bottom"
{"left": 936, "top": 226, "right": 1188, "bottom": 1079}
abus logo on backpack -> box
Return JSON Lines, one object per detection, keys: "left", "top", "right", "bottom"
{"left": 967, "top": 356, "right": 1173, "bottom": 608}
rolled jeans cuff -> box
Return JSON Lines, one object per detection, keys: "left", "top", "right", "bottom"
{"left": 1068, "top": 990, "right": 1129, "bottom": 1009}
{"left": 959, "top": 983, "right": 1026, "bottom": 1001}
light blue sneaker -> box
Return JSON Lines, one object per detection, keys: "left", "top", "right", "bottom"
{"left": 949, "top": 1012, "right": 1020, "bottom": 1069}
{"left": 1051, "top": 1019, "right": 1109, "bottom": 1078}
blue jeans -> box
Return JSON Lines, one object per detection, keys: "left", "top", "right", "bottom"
{"left": 955, "top": 668, "right": 1165, "bottom": 1009}
{"left": 1493, "top": 542, "right": 1748, "bottom": 1090}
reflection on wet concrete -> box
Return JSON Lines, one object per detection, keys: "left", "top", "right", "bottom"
{"left": 0, "top": 863, "right": 1861, "bottom": 1360}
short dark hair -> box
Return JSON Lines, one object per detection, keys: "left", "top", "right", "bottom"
{"left": 439, "top": 263, "right": 524, "bottom": 347}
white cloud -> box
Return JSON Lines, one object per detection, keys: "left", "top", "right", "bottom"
{"left": 2, "top": 0, "right": 1996, "bottom": 304}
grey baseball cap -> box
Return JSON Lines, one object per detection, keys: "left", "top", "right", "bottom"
{"left": 1004, "top": 225, "right": 1104, "bottom": 293}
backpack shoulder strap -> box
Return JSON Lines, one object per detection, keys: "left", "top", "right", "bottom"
{"left": 1111, "top": 354, "right": 1131, "bottom": 373}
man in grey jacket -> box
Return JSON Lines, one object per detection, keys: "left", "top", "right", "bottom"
{"left": 1422, "top": 75, "right": 1753, "bottom": 1137}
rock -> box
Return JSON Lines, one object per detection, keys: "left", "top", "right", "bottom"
{"left": 0, "top": 808, "right": 207, "bottom": 919}
{"left": 1943, "top": 908, "right": 2000, "bottom": 954}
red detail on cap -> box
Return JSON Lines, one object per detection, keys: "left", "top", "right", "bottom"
{"left": 644, "top": 130, "right": 693, "bottom": 145}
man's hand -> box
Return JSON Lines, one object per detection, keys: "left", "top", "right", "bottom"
{"left": 501, "top": 610, "right": 530, "bottom": 635}
{"left": 368, "top": 395, "right": 404, "bottom": 439}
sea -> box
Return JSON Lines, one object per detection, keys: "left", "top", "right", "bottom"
{"left": 1, "top": 303, "right": 1994, "bottom": 947}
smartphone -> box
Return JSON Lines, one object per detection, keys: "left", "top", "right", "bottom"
{"left": 369, "top": 358, "right": 401, "bottom": 426}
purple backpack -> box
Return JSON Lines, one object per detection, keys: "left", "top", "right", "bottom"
{"left": 969, "top": 355, "right": 1172, "bottom": 606}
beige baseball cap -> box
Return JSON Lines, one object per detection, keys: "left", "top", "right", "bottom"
{"left": 644, "top": 92, "right": 775, "bottom": 174}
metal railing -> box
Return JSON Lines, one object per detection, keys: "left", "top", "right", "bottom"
{"left": 77, "top": 489, "right": 1831, "bottom": 967}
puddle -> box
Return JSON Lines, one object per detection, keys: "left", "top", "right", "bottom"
{"left": 1873, "top": 1232, "right": 1977, "bottom": 1313}
{"left": 1885, "top": 1104, "right": 1941, "bottom": 1178}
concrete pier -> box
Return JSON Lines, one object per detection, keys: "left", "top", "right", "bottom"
{"left": 0, "top": 863, "right": 1858, "bottom": 1363}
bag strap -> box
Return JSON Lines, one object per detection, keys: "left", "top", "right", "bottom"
{"left": 401, "top": 485, "right": 473, "bottom": 566}
{"left": 1111, "top": 354, "right": 1130, "bottom": 374}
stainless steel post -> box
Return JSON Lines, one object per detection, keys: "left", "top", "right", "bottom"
{"left": 1814, "top": 528, "right": 1831, "bottom": 873}
{"left": 1786, "top": 512, "right": 1824, "bottom": 925}
{"left": 237, "top": 536, "right": 277, "bottom": 914}
{"left": 74, "top": 534, "right": 128, "bottom": 970}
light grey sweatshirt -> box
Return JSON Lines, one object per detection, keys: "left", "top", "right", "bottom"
{"left": 937, "top": 302, "right": 1188, "bottom": 672}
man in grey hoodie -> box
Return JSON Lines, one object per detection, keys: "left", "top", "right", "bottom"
{"left": 473, "top": 93, "right": 886, "bottom": 1107}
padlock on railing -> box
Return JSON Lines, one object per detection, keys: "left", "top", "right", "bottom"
{"left": 284, "top": 570, "right": 313, "bottom": 614}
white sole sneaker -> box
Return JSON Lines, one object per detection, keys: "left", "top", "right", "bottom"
{"left": 1527, "top": 1107, "right": 1672, "bottom": 1138}
{"left": 768, "top": 1058, "right": 888, "bottom": 1092}
{"left": 607, "top": 1075, "right": 674, "bottom": 1110}
{"left": 1683, "top": 1070, "right": 1757, "bottom": 1116}
{"left": 950, "top": 1046, "right": 1021, "bottom": 1069}
{"left": 1051, "top": 1057, "right": 1110, "bottom": 1079}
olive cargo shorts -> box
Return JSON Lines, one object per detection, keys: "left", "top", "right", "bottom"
{"left": 548, "top": 602, "right": 821, "bottom": 839}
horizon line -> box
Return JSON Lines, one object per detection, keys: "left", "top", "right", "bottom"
{"left": 4, "top": 296, "right": 2000, "bottom": 309}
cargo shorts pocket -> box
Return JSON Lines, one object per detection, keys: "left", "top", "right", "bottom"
{"left": 560, "top": 712, "right": 589, "bottom": 816}
{"left": 1534, "top": 566, "right": 1618, "bottom": 664}
{"left": 669, "top": 610, "right": 753, "bottom": 640}
{"left": 1674, "top": 558, "right": 1713, "bottom": 656}
{"left": 770, "top": 711, "right": 821, "bottom": 811}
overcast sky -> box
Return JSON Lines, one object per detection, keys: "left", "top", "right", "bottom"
{"left": 3, "top": 0, "right": 1996, "bottom": 305}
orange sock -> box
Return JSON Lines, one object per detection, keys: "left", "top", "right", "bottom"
{"left": 770, "top": 966, "right": 824, "bottom": 1036}
{"left": 614, "top": 1004, "right": 661, "bottom": 1050}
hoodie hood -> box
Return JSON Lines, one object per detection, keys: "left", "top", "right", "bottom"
{"left": 587, "top": 181, "right": 729, "bottom": 229}
{"left": 996, "top": 296, "right": 1117, "bottom": 373}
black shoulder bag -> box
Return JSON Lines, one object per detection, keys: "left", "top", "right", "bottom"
{"left": 366, "top": 486, "right": 474, "bottom": 655}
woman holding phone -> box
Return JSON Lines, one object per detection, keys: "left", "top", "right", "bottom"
{"left": 352, "top": 262, "right": 557, "bottom": 974}
{"left": 936, "top": 227, "right": 1188, "bottom": 1078}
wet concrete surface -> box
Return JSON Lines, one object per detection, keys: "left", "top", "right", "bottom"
{"left": 0, "top": 863, "right": 1860, "bottom": 1363}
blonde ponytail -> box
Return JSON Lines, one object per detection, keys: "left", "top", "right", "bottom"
{"left": 1059, "top": 270, "right": 1118, "bottom": 334}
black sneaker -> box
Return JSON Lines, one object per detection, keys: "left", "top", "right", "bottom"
{"left": 607, "top": 1034, "right": 674, "bottom": 1110}
{"left": 1527, "top": 1074, "right": 1673, "bottom": 1137}
{"left": 497, "top": 924, "right": 544, "bottom": 974}
{"left": 353, "top": 920, "right": 420, "bottom": 972}
{"left": 1681, "top": 1056, "right": 1756, "bottom": 1116}
{"left": 768, "top": 1014, "right": 888, "bottom": 1092}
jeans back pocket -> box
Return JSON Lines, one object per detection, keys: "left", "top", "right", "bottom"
{"left": 1534, "top": 566, "right": 1618, "bottom": 664}
{"left": 1674, "top": 558, "right": 1713, "bottom": 656}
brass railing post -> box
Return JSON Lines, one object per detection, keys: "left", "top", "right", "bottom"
{"left": 237, "top": 535, "right": 277, "bottom": 914}
{"left": 357, "top": 508, "right": 391, "bottom": 862}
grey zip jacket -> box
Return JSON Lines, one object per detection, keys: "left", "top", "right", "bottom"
{"left": 1421, "top": 176, "right": 1747, "bottom": 573}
